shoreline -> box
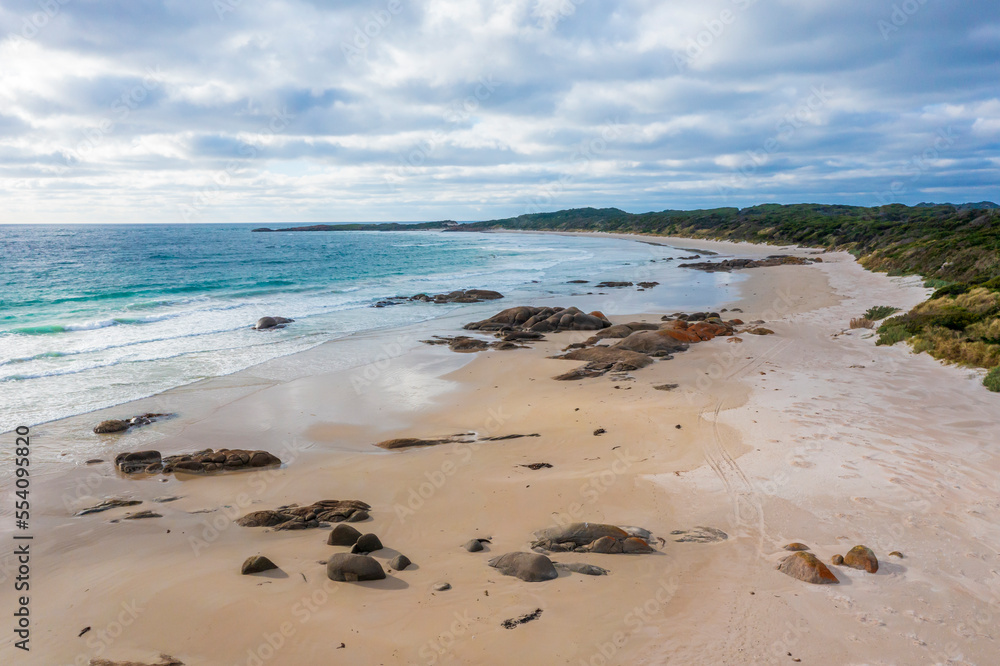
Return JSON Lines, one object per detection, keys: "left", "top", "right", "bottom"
{"left": 0, "top": 231, "right": 750, "bottom": 441}
{"left": 5, "top": 235, "right": 1000, "bottom": 665}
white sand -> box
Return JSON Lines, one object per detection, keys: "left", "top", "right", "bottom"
{"left": 2, "top": 238, "right": 998, "bottom": 665}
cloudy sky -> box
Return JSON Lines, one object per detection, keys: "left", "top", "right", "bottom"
{"left": 1, "top": 0, "right": 997, "bottom": 223}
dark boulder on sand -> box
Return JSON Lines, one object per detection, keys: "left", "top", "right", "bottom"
{"left": 350, "top": 533, "right": 384, "bottom": 554}
{"left": 777, "top": 552, "right": 839, "bottom": 584}
{"left": 328, "top": 524, "right": 363, "bottom": 546}
{"left": 389, "top": 554, "right": 412, "bottom": 571}
{"left": 241, "top": 555, "right": 278, "bottom": 575}
{"left": 843, "top": 545, "right": 879, "bottom": 573}
{"left": 326, "top": 553, "right": 386, "bottom": 582}
{"left": 488, "top": 552, "right": 559, "bottom": 582}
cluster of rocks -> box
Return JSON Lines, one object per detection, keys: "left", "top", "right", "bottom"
{"left": 530, "top": 523, "right": 656, "bottom": 554}
{"left": 237, "top": 500, "right": 371, "bottom": 530}
{"left": 93, "top": 413, "right": 172, "bottom": 434}
{"left": 114, "top": 448, "right": 282, "bottom": 475}
{"left": 253, "top": 316, "right": 294, "bottom": 330}
{"left": 776, "top": 543, "right": 882, "bottom": 585}
{"left": 410, "top": 289, "right": 503, "bottom": 303}
{"left": 374, "top": 289, "right": 504, "bottom": 308}
{"left": 550, "top": 315, "right": 745, "bottom": 380}
{"left": 464, "top": 306, "right": 612, "bottom": 333}
{"left": 679, "top": 255, "right": 821, "bottom": 272}
{"left": 325, "top": 524, "right": 411, "bottom": 582}
{"left": 592, "top": 281, "right": 660, "bottom": 290}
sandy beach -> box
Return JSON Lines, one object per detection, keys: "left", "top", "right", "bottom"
{"left": 3, "top": 234, "right": 999, "bottom": 666}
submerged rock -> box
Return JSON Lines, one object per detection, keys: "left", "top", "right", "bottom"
{"left": 783, "top": 543, "right": 810, "bottom": 552}
{"left": 777, "top": 552, "right": 839, "bottom": 584}
{"left": 94, "top": 420, "right": 130, "bottom": 434}
{"left": 254, "top": 316, "right": 294, "bottom": 330}
{"left": 75, "top": 498, "right": 142, "bottom": 516}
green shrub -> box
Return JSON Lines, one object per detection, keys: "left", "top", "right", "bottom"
{"left": 985, "top": 366, "right": 1000, "bottom": 392}
{"left": 876, "top": 324, "right": 910, "bottom": 346}
{"left": 931, "top": 283, "right": 972, "bottom": 299}
{"left": 924, "top": 278, "right": 952, "bottom": 290}
{"left": 864, "top": 305, "right": 900, "bottom": 320}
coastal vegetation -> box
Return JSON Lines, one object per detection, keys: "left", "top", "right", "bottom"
{"left": 459, "top": 203, "right": 1000, "bottom": 390}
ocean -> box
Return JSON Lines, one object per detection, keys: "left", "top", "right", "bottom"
{"left": 0, "top": 225, "right": 745, "bottom": 433}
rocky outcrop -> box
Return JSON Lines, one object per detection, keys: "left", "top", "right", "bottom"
{"left": 241, "top": 556, "right": 278, "bottom": 575}
{"left": 595, "top": 281, "right": 633, "bottom": 288}
{"left": 326, "top": 554, "right": 386, "bottom": 582}
{"left": 115, "top": 448, "right": 282, "bottom": 475}
{"left": 613, "top": 330, "right": 690, "bottom": 356}
{"left": 237, "top": 500, "right": 371, "bottom": 529}
{"left": 409, "top": 289, "right": 504, "bottom": 304}
{"left": 843, "top": 545, "right": 879, "bottom": 573}
{"left": 783, "top": 543, "right": 810, "bottom": 552}
{"left": 777, "top": 552, "right": 839, "bottom": 584}
{"left": 555, "top": 347, "right": 654, "bottom": 369}
{"left": 115, "top": 451, "right": 164, "bottom": 473}
{"left": 531, "top": 523, "right": 655, "bottom": 554}
{"left": 679, "top": 255, "right": 821, "bottom": 272}
{"left": 94, "top": 413, "right": 172, "bottom": 434}
{"left": 253, "top": 316, "right": 294, "bottom": 330}
{"left": 488, "top": 552, "right": 559, "bottom": 582}
{"left": 464, "top": 306, "right": 611, "bottom": 333}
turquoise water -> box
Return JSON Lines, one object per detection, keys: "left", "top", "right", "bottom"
{"left": 0, "top": 225, "right": 743, "bottom": 431}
